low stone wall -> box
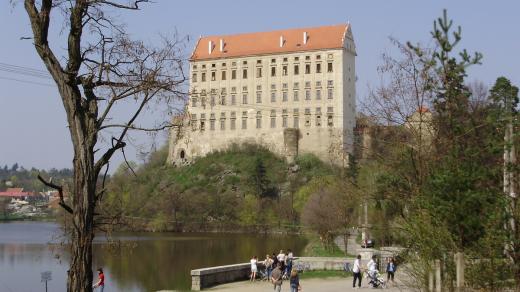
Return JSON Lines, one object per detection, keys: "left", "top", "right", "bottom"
{"left": 191, "top": 262, "right": 266, "bottom": 290}
{"left": 191, "top": 257, "right": 355, "bottom": 290}
{"left": 293, "top": 257, "right": 354, "bottom": 271}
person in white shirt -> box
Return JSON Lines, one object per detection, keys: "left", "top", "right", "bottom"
{"left": 250, "top": 256, "right": 258, "bottom": 281}
{"left": 352, "top": 255, "right": 362, "bottom": 288}
{"left": 367, "top": 255, "right": 378, "bottom": 286}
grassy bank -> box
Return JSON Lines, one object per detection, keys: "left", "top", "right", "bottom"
{"left": 302, "top": 235, "right": 345, "bottom": 257}
{"left": 299, "top": 270, "right": 349, "bottom": 279}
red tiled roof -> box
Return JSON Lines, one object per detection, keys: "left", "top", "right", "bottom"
{"left": 0, "top": 188, "right": 36, "bottom": 197}
{"left": 191, "top": 24, "right": 351, "bottom": 61}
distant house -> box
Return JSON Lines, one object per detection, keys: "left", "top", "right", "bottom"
{"left": 0, "top": 188, "right": 39, "bottom": 202}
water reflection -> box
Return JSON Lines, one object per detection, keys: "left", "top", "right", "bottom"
{"left": 0, "top": 222, "right": 307, "bottom": 291}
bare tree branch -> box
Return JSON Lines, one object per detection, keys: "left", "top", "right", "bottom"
{"left": 37, "top": 174, "right": 73, "bottom": 214}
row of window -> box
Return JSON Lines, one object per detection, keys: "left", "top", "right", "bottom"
{"left": 192, "top": 62, "right": 334, "bottom": 82}
{"left": 193, "top": 54, "right": 332, "bottom": 70}
{"left": 192, "top": 108, "right": 334, "bottom": 131}
{"left": 191, "top": 88, "right": 335, "bottom": 107}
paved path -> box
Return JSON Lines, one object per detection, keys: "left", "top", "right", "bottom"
{"left": 207, "top": 277, "right": 413, "bottom": 291}
{"left": 334, "top": 233, "right": 361, "bottom": 255}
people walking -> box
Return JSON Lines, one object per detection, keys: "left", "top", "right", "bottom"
{"left": 271, "top": 262, "right": 283, "bottom": 292}
{"left": 93, "top": 268, "right": 105, "bottom": 292}
{"left": 250, "top": 256, "right": 258, "bottom": 281}
{"left": 352, "top": 255, "right": 362, "bottom": 289}
{"left": 264, "top": 254, "right": 273, "bottom": 281}
{"left": 386, "top": 257, "right": 396, "bottom": 284}
{"left": 289, "top": 269, "right": 301, "bottom": 292}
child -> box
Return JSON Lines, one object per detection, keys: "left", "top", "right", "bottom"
{"left": 289, "top": 269, "right": 301, "bottom": 292}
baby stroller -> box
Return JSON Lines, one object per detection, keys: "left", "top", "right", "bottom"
{"left": 366, "top": 270, "right": 386, "bottom": 288}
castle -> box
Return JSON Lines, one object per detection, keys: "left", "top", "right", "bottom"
{"left": 168, "top": 24, "right": 356, "bottom": 166}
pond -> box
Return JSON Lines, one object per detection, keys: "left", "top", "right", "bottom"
{"left": 0, "top": 221, "right": 308, "bottom": 291}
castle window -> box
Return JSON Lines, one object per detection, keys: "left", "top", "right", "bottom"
{"left": 202, "top": 64, "right": 206, "bottom": 69}
{"left": 220, "top": 95, "right": 226, "bottom": 105}
{"left": 327, "top": 107, "right": 333, "bottom": 127}
{"left": 242, "top": 86, "right": 248, "bottom": 92}
{"left": 231, "top": 70, "right": 236, "bottom": 80}
{"left": 270, "top": 110, "right": 276, "bottom": 128}
{"left": 200, "top": 113, "right": 206, "bottom": 131}
{"left": 256, "top": 92, "right": 262, "bottom": 103}
{"left": 271, "top": 92, "right": 276, "bottom": 102}
{"left": 327, "top": 62, "right": 333, "bottom": 73}
{"left": 282, "top": 109, "right": 288, "bottom": 128}
{"left": 212, "top": 63, "right": 216, "bottom": 68}
{"left": 243, "top": 69, "right": 248, "bottom": 79}
{"left": 222, "top": 62, "right": 226, "bottom": 67}
{"left": 293, "top": 90, "right": 299, "bottom": 101}
{"left": 282, "top": 91, "right": 288, "bottom": 102}
{"left": 256, "top": 85, "right": 262, "bottom": 91}
{"left": 221, "top": 71, "right": 226, "bottom": 80}
{"left": 192, "top": 97, "right": 197, "bottom": 107}
{"left": 220, "top": 119, "right": 226, "bottom": 130}
{"left": 294, "top": 64, "right": 299, "bottom": 75}
{"left": 327, "top": 80, "right": 333, "bottom": 87}
{"left": 271, "top": 66, "right": 276, "bottom": 77}
{"left": 242, "top": 118, "right": 247, "bottom": 130}
{"left": 193, "top": 65, "right": 198, "bottom": 70}
{"left": 256, "top": 111, "right": 262, "bottom": 129}
{"left": 283, "top": 57, "right": 288, "bottom": 62}
{"left": 316, "top": 55, "right": 321, "bottom": 60}
{"left": 294, "top": 57, "right": 299, "bottom": 61}
{"left": 316, "top": 63, "right": 321, "bottom": 73}
{"left": 257, "top": 60, "right": 262, "bottom": 64}
{"left": 305, "top": 56, "right": 311, "bottom": 61}
{"left": 243, "top": 61, "right": 248, "bottom": 65}
{"left": 282, "top": 65, "right": 288, "bottom": 76}
{"left": 210, "top": 95, "right": 216, "bottom": 107}
{"left": 304, "top": 108, "right": 311, "bottom": 127}
{"left": 327, "top": 54, "right": 333, "bottom": 59}
{"left": 242, "top": 94, "right": 248, "bottom": 104}
{"left": 316, "top": 107, "right": 322, "bottom": 127}
{"left": 271, "top": 84, "right": 276, "bottom": 90}
{"left": 211, "top": 71, "right": 216, "bottom": 81}
{"left": 316, "top": 81, "right": 322, "bottom": 87}
{"left": 231, "top": 94, "right": 236, "bottom": 105}
{"left": 231, "top": 62, "right": 237, "bottom": 67}
{"left": 191, "top": 114, "right": 197, "bottom": 130}
{"left": 328, "top": 88, "right": 333, "bottom": 99}
{"left": 305, "top": 90, "right": 311, "bottom": 100}
{"left": 305, "top": 64, "right": 311, "bottom": 74}
{"left": 316, "top": 89, "right": 321, "bottom": 100}
{"left": 271, "top": 58, "right": 276, "bottom": 63}
{"left": 293, "top": 116, "right": 299, "bottom": 128}
{"left": 305, "top": 81, "right": 311, "bottom": 88}
{"left": 230, "top": 112, "right": 236, "bottom": 130}
{"left": 293, "top": 82, "right": 299, "bottom": 89}
{"left": 210, "top": 119, "right": 215, "bottom": 130}
{"left": 192, "top": 73, "right": 197, "bottom": 82}
{"left": 282, "top": 83, "right": 288, "bottom": 89}
{"left": 231, "top": 87, "right": 236, "bottom": 93}
{"left": 256, "top": 67, "right": 262, "bottom": 78}
{"left": 201, "top": 72, "right": 206, "bottom": 82}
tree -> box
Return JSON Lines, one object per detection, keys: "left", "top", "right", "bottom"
{"left": 489, "top": 77, "right": 520, "bottom": 286}
{"left": 301, "top": 182, "right": 358, "bottom": 249}
{"left": 21, "top": 1, "right": 185, "bottom": 291}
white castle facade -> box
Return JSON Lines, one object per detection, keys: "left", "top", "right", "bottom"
{"left": 168, "top": 24, "right": 356, "bottom": 166}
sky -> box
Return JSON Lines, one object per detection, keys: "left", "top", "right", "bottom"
{"left": 0, "top": 0, "right": 519, "bottom": 171}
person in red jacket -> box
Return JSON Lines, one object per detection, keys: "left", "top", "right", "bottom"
{"left": 93, "top": 268, "right": 105, "bottom": 292}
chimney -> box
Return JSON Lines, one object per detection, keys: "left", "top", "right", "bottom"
{"left": 303, "top": 32, "right": 308, "bottom": 45}
{"left": 219, "top": 39, "right": 224, "bottom": 52}
{"left": 279, "top": 36, "right": 284, "bottom": 47}
{"left": 208, "top": 41, "right": 213, "bottom": 54}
